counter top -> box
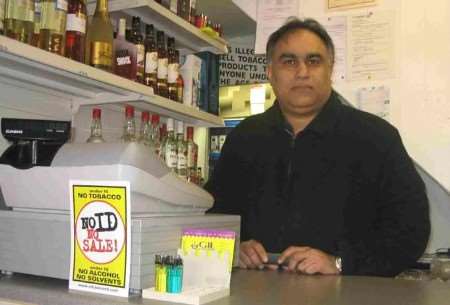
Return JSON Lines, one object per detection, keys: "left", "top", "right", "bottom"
{"left": 1, "top": 269, "right": 450, "bottom": 305}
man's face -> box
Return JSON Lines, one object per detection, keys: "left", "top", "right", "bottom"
{"left": 267, "top": 29, "right": 333, "bottom": 117}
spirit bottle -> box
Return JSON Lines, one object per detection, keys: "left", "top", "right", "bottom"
{"left": 162, "top": 118, "right": 177, "bottom": 171}
{"left": 186, "top": 126, "right": 198, "bottom": 183}
{"left": 86, "top": 108, "right": 105, "bottom": 143}
{"left": 139, "top": 111, "right": 151, "bottom": 145}
{"left": 158, "top": 122, "right": 167, "bottom": 159}
{"left": 4, "top": 0, "right": 35, "bottom": 44}
{"left": 85, "top": 0, "right": 113, "bottom": 72}
{"left": 114, "top": 18, "right": 137, "bottom": 80}
{"left": 0, "top": 0, "right": 4, "bottom": 34}
{"left": 156, "top": 30, "right": 168, "bottom": 97}
{"left": 31, "top": 0, "right": 41, "bottom": 46}
{"left": 175, "top": 121, "right": 187, "bottom": 179}
{"left": 131, "top": 16, "right": 145, "bottom": 83}
{"left": 144, "top": 24, "right": 157, "bottom": 91}
{"left": 121, "top": 105, "right": 137, "bottom": 142}
{"left": 189, "top": 0, "right": 196, "bottom": 25}
{"left": 39, "top": 0, "right": 67, "bottom": 55}
{"left": 175, "top": 50, "right": 184, "bottom": 103}
{"left": 167, "top": 37, "right": 179, "bottom": 102}
{"left": 150, "top": 114, "right": 161, "bottom": 156}
{"left": 65, "top": 0, "right": 86, "bottom": 62}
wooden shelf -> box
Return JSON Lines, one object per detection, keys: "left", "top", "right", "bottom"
{"left": 0, "top": 36, "right": 223, "bottom": 127}
{"left": 87, "top": 0, "right": 228, "bottom": 54}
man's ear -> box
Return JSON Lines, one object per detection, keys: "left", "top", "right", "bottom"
{"left": 266, "top": 63, "right": 272, "bottom": 81}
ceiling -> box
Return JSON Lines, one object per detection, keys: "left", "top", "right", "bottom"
{"left": 196, "top": 0, "right": 256, "bottom": 39}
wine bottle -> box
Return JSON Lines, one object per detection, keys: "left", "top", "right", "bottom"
{"left": 39, "top": 0, "right": 67, "bottom": 55}
{"left": 4, "top": 0, "right": 35, "bottom": 44}
{"left": 65, "top": 0, "right": 86, "bottom": 62}
{"left": 85, "top": 0, "right": 113, "bottom": 72}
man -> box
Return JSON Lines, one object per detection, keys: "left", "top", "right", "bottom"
{"left": 205, "top": 18, "right": 430, "bottom": 276}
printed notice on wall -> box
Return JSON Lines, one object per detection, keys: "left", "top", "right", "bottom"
{"left": 328, "top": 0, "right": 377, "bottom": 10}
{"left": 69, "top": 181, "right": 131, "bottom": 297}
{"left": 348, "top": 11, "right": 395, "bottom": 81}
{"left": 322, "top": 16, "right": 347, "bottom": 82}
{"left": 357, "top": 86, "right": 390, "bottom": 120}
{"left": 255, "top": 0, "right": 301, "bottom": 54}
{"left": 220, "top": 44, "right": 268, "bottom": 86}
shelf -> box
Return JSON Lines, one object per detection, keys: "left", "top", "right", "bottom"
{"left": 0, "top": 36, "right": 224, "bottom": 127}
{"left": 87, "top": 0, "right": 228, "bottom": 54}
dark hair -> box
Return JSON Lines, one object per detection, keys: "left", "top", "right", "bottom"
{"left": 266, "top": 17, "right": 335, "bottom": 64}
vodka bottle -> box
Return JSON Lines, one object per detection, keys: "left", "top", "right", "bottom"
{"left": 186, "top": 126, "right": 198, "bottom": 182}
{"left": 175, "top": 121, "right": 187, "bottom": 179}
{"left": 150, "top": 114, "right": 161, "bottom": 156}
{"left": 162, "top": 118, "right": 177, "bottom": 171}
{"left": 139, "top": 111, "right": 151, "bottom": 145}
{"left": 158, "top": 122, "right": 167, "bottom": 159}
{"left": 4, "top": 0, "right": 35, "bottom": 44}
{"left": 86, "top": 108, "right": 105, "bottom": 143}
{"left": 65, "top": 0, "right": 86, "bottom": 62}
{"left": 39, "top": 0, "right": 67, "bottom": 55}
{"left": 85, "top": 0, "right": 113, "bottom": 71}
{"left": 121, "top": 105, "right": 136, "bottom": 142}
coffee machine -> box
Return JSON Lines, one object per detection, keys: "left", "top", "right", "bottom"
{"left": 0, "top": 118, "right": 71, "bottom": 169}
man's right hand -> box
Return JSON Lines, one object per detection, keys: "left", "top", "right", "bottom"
{"left": 239, "top": 239, "right": 271, "bottom": 269}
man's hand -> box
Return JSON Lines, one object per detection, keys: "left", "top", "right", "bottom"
{"left": 278, "top": 246, "right": 340, "bottom": 275}
{"left": 239, "top": 239, "right": 271, "bottom": 269}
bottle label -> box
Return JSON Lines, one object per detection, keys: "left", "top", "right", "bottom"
{"left": 177, "top": 153, "right": 187, "bottom": 171}
{"left": 157, "top": 58, "right": 168, "bottom": 79}
{"left": 116, "top": 53, "right": 132, "bottom": 66}
{"left": 168, "top": 63, "right": 179, "bottom": 83}
{"left": 66, "top": 13, "right": 86, "bottom": 33}
{"left": 136, "top": 44, "right": 145, "bottom": 78}
{"left": 90, "top": 41, "right": 113, "bottom": 67}
{"left": 6, "top": 0, "right": 35, "bottom": 22}
{"left": 56, "top": 0, "right": 68, "bottom": 11}
{"left": 145, "top": 51, "right": 158, "bottom": 73}
{"left": 165, "top": 145, "right": 177, "bottom": 168}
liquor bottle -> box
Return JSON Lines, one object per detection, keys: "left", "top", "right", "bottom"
{"left": 175, "top": 121, "right": 187, "bottom": 179}
{"left": 85, "top": 0, "right": 113, "bottom": 72}
{"left": 175, "top": 50, "right": 184, "bottom": 103}
{"left": 162, "top": 118, "right": 177, "bottom": 171}
{"left": 131, "top": 16, "right": 145, "bottom": 83}
{"left": 0, "top": 0, "right": 4, "bottom": 34}
{"left": 186, "top": 126, "right": 198, "bottom": 183}
{"left": 189, "top": 0, "right": 196, "bottom": 25}
{"left": 86, "top": 108, "right": 105, "bottom": 143}
{"left": 31, "top": 0, "right": 41, "bottom": 46}
{"left": 121, "top": 105, "right": 137, "bottom": 142}
{"left": 169, "top": 0, "right": 177, "bottom": 14}
{"left": 65, "top": 0, "right": 86, "bottom": 62}
{"left": 114, "top": 18, "right": 137, "bottom": 80}
{"left": 139, "top": 111, "right": 151, "bottom": 145}
{"left": 156, "top": 30, "right": 168, "bottom": 97}
{"left": 167, "top": 37, "right": 179, "bottom": 102}
{"left": 4, "top": 0, "right": 35, "bottom": 44}
{"left": 177, "top": 0, "right": 189, "bottom": 22}
{"left": 149, "top": 114, "right": 161, "bottom": 156}
{"left": 158, "top": 122, "right": 167, "bottom": 159}
{"left": 39, "top": 0, "right": 67, "bottom": 55}
{"left": 197, "top": 166, "right": 204, "bottom": 186}
{"left": 144, "top": 24, "right": 157, "bottom": 91}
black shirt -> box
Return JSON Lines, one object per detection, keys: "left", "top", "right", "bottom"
{"left": 205, "top": 90, "right": 430, "bottom": 276}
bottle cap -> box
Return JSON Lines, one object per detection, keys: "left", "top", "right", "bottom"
{"left": 125, "top": 105, "right": 134, "bottom": 117}
{"left": 118, "top": 18, "right": 126, "bottom": 37}
{"left": 92, "top": 108, "right": 101, "bottom": 119}
{"left": 186, "top": 126, "right": 194, "bottom": 138}
{"left": 141, "top": 111, "right": 150, "bottom": 122}
{"left": 151, "top": 114, "right": 160, "bottom": 124}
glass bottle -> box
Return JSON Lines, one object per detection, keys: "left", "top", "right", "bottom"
{"left": 177, "top": 0, "right": 189, "bottom": 22}
{"left": 39, "top": 0, "right": 67, "bottom": 55}
{"left": 189, "top": 0, "right": 196, "bottom": 25}
{"left": 121, "top": 105, "right": 136, "bottom": 142}
{"left": 31, "top": 0, "right": 41, "bottom": 46}
{"left": 175, "top": 121, "right": 187, "bottom": 179}
{"left": 85, "top": 0, "right": 113, "bottom": 72}
{"left": 150, "top": 114, "right": 161, "bottom": 156}
{"left": 0, "top": 0, "right": 4, "bottom": 34}
{"left": 86, "top": 108, "right": 105, "bottom": 143}
{"left": 114, "top": 18, "right": 137, "bottom": 80}
{"left": 167, "top": 37, "right": 179, "bottom": 102}
{"left": 158, "top": 122, "right": 167, "bottom": 159}
{"left": 175, "top": 50, "right": 184, "bottom": 103}
{"left": 144, "top": 24, "right": 157, "bottom": 91}
{"left": 156, "top": 30, "right": 168, "bottom": 98}
{"left": 162, "top": 118, "right": 177, "bottom": 171}
{"left": 186, "top": 126, "right": 198, "bottom": 183}
{"left": 4, "top": 0, "right": 35, "bottom": 44}
{"left": 139, "top": 111, "right": 151, "bottom": 145}
{"left": 65, "top": 0, "right": 86, "bottom": 62}
{"left": 197, "top": 166, "right": 204, "bottom": 186}
{"left": 131, "top": 16, "right": 145, "bottom": 83}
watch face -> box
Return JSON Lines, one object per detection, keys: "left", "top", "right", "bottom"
{"left": 335, "top": 257, "right": 342, "bottom": 272}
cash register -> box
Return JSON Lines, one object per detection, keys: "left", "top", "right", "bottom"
{"left": 0, "top": 118, "right": 240, "bottom": 290}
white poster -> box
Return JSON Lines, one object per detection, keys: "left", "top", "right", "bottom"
{"left": 255, "top": 0, "right": 301, "bottom": 54}
{"left": 322, "top": 16, "right": 347, "bottom": 83}
{"left": 357, "top": 85, "right": 390, "bottom": 120}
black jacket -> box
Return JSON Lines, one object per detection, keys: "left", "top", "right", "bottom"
{"left": 206, "top": 90, "right": 430, "bottom": 276}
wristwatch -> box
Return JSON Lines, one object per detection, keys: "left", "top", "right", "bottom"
{"left": 335, "top": 256, "right": 342, "bottom": 274}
